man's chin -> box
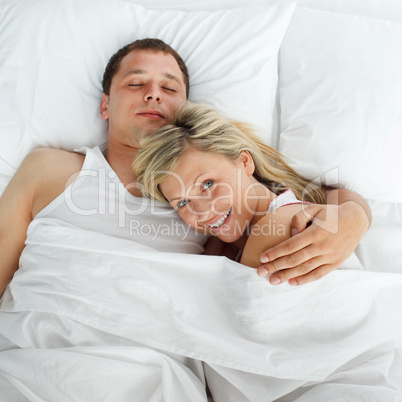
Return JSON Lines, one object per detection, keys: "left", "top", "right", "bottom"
{"left": 141, "top": 122, "right": 169, "bottom": 137}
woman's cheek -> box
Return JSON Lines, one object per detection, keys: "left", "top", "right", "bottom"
{"left": 213, "top": 187, "right": 233, "bottom": 209}
{"left": 180, "top": 211, "right": 198, "bottom": 230}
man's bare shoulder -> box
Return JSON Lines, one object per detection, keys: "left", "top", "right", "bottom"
{"left": 25, "top": 147, "right": 85, "bottom": 171}
{"left": 21, "top": 147, "right": 84, "bottom": 183}
{"left": 19, "top": 148, "right": 86, "bottom": 216}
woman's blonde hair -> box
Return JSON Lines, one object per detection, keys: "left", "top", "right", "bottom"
{"left": 133, "top": 101, "right": 327, "bottom": 204}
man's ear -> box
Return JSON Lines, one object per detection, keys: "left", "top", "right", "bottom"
{"left": 238, "top": 150, "right": 255, "bottom": 176}
{"left": 100, "top": 93, "right": 109, "bottom": 120}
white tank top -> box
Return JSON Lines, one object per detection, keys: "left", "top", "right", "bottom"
{"left": 266, "top": 189, "right": 306, "bottom": 214}
{"left": 36, "top": 147, "right": 208, "bottom": 254}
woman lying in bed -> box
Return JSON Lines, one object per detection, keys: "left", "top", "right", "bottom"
{"left": 133, "top": 101, "right": 360, "bottom": 283}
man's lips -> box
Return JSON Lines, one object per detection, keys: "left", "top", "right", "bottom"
{"left": 137, "top": 109, "right": 164, "bottom": 120}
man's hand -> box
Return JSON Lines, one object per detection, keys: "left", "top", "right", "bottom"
{"left": 257, "top": 201, "right": 370, "bottom": 286}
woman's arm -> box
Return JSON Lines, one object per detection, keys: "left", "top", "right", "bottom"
{"left": 257, "top": 188, "right": 371, "bottom": 286}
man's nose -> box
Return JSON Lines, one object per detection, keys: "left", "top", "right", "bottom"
{"left": 144, "top": 85, "right": 162, "bottom": 103}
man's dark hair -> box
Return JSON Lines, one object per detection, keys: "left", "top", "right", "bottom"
{"left": 102, "top": 38, "right": 189, "bottom": 98}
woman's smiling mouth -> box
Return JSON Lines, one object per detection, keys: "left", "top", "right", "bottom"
{"left": 207, "top": 207, "right": 232, "bottom": 229}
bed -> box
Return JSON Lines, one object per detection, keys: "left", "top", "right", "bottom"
{"left": 0, "top": 0, "right": 401, "bottom": 401}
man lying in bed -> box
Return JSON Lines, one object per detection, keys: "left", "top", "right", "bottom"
{"left": 0, "top": 38, "right": 371, "bottom": 296}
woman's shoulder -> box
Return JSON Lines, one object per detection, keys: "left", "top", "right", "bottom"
{"left": 240, "top": 204, "right": 305, "bottom": 268}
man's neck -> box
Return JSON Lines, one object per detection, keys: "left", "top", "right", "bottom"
{"left": 105, "top": 141, "right": 143, "bottom": 197}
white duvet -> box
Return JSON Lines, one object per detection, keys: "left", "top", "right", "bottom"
{"left": 0, "top": 218, "right": 401, "bottom": 401}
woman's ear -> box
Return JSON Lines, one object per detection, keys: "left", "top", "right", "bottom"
{"left": 238, "top": 151, "right": 255, "bottom": 176}
{"left": 100, "top": 93, "right": 109, "bottom": 120}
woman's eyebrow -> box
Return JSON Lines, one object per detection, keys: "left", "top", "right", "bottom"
{"left": 168, "top": 173, "right": 209, "bottom": 202}
{"left": 169, "top": 196, "right": 183, "bottom": 203}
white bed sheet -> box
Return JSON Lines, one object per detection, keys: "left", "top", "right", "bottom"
{"left": 0, "top": 218, "right": 401, "bottom": 401}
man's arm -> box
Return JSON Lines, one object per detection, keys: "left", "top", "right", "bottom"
{"left": 257, "top": 188, "right": 371, "bottom": 286}
{"left": 0, "top": 153, "right": 39, "bottom": 295}
{"left": 0, "top": 148, "right": 84, "bottom": 296}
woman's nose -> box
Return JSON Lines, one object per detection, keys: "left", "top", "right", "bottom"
{"left": 190, "top": 198, "right": 214, "bottom": 220}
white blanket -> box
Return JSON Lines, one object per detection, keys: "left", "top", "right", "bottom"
{"left": 0, "top": 218, "right": 401, "bottom": 401}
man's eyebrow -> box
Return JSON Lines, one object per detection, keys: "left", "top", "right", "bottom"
{"left": 122, "top": 69, "right": 146, "bottom": 78}
{"left": 163, "top": 73, "right": 181, "bottom": 85}
{"left": 122, "top": 69, "right": 182, "bottom": 85}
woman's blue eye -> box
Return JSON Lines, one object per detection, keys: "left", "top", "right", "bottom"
{"left": 177, "top": 199, "right": 189, "bottom": 209}
{"left": 202, "top": 180, "right": 213, "bottom": 190}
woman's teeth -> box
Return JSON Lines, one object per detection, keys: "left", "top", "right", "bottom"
{"left": 208, "top": 208, "right": 232, "bottom": 228}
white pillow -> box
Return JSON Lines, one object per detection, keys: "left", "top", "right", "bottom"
{"left": 278, "top": 7, "right": 402, "bottom": 203}
{"left": 297, "top": 0, "right": 402, "bottom": 21}
{"left": 125, "top": 0, "right": 402, "bottom": 23}
{"left": 356, "top": 200, "right": 402, "bottom": 273}
{"left": 0, "top": 0, "right": 296, "bottom": 195}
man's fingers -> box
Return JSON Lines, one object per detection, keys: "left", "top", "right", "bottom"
{"left": 288, "top": 264, "right": 335, "bottom": 286}
{"left": 258, "top": 257, "right": 332, "bottom": 286}
{"left": 263, "top": 256, "right": 323, "bottom": 284}
{"left": 256, "top": 203, "right": 357, "bottom": 287}
{"left": 290, "top": 204, "right": 320, "bottom": 234}
{"left": 259, "top": 232, "right": 312, "bottom": 266}
{"left": 258, "top": 247, "right": 314, "bottom": 277}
